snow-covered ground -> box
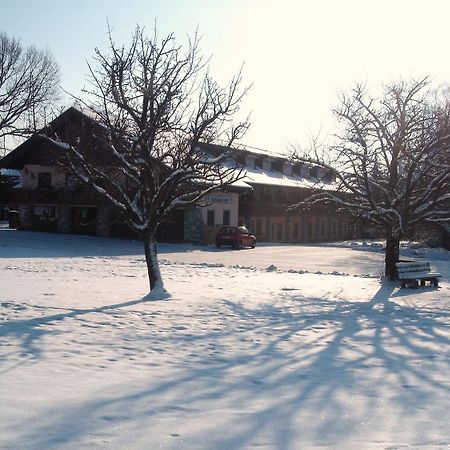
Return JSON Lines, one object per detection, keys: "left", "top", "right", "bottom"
{"left": 1, "top": 225, "right": 449, "bottom": 449}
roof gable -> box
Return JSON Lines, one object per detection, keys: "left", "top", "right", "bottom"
{"left": 0, "top": 107, "right": 98, "bottom": 169}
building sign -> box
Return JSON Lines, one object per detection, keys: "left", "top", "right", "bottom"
{"left": 208, "top": 195, "right": 232, "bottom": 204}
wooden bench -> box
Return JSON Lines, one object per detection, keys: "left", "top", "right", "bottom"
{"left": 396, "top": 261, "right": 441, "bottom": 288}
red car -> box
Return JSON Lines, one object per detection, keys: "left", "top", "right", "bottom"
{"left": 216, "top": 226, "right": 256, "bottom": 249}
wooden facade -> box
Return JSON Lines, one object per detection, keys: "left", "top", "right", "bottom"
{"left": 238, "top": 184, "right": 359, "bottom": 243}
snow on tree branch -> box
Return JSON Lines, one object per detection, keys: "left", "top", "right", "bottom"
{"left": 290, "top": 78, "right": 450, "bottom": 278}
{"left": 44, "top": 25, "right": 250, "bottom": 294}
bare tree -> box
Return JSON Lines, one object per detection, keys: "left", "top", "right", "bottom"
{"left": 291, "top": 78, "right": 450, "bottom": 279}
{"left": 47, "top": 26, "right": 249, "bottom": 298}
{"left": 0, "top": 32, "right": 60, "bottom": 154}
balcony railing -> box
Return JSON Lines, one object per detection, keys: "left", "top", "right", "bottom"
{"left": 9, "top": 188, "right": 102, "bottom": 205}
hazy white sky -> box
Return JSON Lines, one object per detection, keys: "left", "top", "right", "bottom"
{"left": 2, "top": 0, "right": 450, "bottom": 152}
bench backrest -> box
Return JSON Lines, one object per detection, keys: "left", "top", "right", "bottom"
{"left": 396, "top": 261, "right": 431, "bottom": 274}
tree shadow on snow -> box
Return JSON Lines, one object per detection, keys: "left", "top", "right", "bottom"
{"left": 0, "top": 228, "right": 204, "bottom": 259}
{"left": 2, "top": 280, "right": 450, "bottom": 449}
{"left": 0, "top": 296, "right": 160, "bottom": 374}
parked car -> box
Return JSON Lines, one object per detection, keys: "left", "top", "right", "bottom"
{"left": 216, "top": 226, "right": 256, "bottom": 249}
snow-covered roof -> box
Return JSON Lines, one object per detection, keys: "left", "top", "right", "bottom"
{"left": 242, "top": 144, "right": 290, "bottom": 159}
{"left": 1, "top": 109, "right": 336, "bottom": 192}
{"left": 198, "top": 141, "right": 289, "bottom": 161}
{"left": 241, "top": 166, "right": 336, "bottom": 190}
{"left": 199, "top": 142, "right": 337, "bottom": 191}
{"left": 1, "top": 168, "right": 20, "bottom": 177}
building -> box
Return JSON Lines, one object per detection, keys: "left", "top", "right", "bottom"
{"left": 198, "top": 142, "right": 360, "bottom": 243}
{"left": 0, "top": 107, "right": 360, "bottom": 243}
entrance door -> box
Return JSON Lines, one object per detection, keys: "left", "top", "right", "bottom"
{"left": 156, "top": 210, "right": 184, "bottom": 241}
{"left": 71, "top": 207, "right": 97, "bottom": 236}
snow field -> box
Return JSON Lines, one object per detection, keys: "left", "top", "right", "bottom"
{"left": 0, "top": 228, "right": 449, "bottom": 449}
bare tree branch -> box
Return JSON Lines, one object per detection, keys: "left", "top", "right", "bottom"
{"left": 0, "top": 32, "right": 60, "bottom": 154}
{"left": 47, "top": 25, "right": 250, "bottom": 296}
{"left": 291, "top": 79, "right": 450, "bottom": 278}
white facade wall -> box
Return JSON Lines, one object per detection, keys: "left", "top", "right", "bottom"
{"left": 21, "top": 165, "right": 66, "bottom": 189}
{"left": 200, "top": 192, "right": 239, "bottom": 227}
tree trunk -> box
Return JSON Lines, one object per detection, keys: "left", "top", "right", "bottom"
{"left": 385, "top": 233, "right": 401, "bottom": 280}
{"left": 143, "top": 231, "right": 164, "bottom": 293}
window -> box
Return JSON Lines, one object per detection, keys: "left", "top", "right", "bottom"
{"left": 222, "top": 227, "right": 234, "bottom": 235}
{"left": 33, "top": 205, "right": 56, "bottom": 217}
{"left": 38, "top": 172, "right": 52, "bottom": 188}
{"left": 255, "top": 158, "right": 263, "bottom": 169}
{"left": 271, "top": 160, "right": 283, "bottom": 172}
{"left": 207, "top": 210, "right": 215, "bottom": 226}
{"left": 223, "top": 210, "right": 230, "bottom": 226}
{"left": 324, "top": 170, "right": 333, "bottom": 182}
{"left": 238, "top": 226, "right": 249, "bottom": 236}
{"left": 309, "top": 166, "right": 318, "bottom": 179}
{"left": 283, "top": 163, "right": 293, "bottom": 176}
{"left": 235, "top": 154, "right": 246, "bottom": 166}
{"left": 293, "top": 164, "right": 302, "bottom": 177}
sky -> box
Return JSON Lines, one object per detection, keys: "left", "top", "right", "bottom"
{"left": 2, "top": 0, "right": 450, "bottom": 153}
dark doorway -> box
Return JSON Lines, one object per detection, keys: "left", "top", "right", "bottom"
{"left": 157, "top": 209, "right": 184, "bottom": 242}
{"left": 71, "top": 207, "right": 97, "bottom": 236}
{"left": 223, "top": 210, "right": 230, "bottom": 226}
{"left": 207, "top": 210, "right": 215, "bottom": 227}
